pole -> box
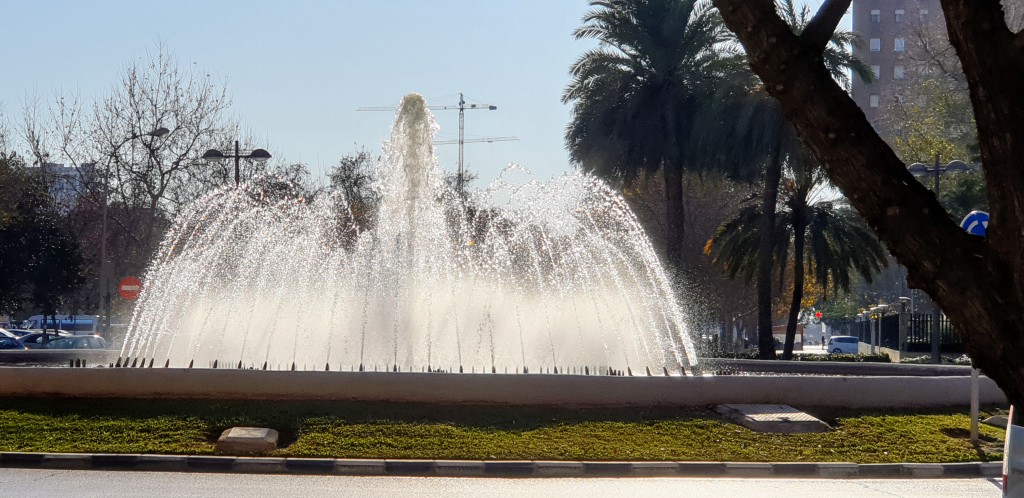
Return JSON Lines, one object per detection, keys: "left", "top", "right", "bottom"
{"left": 871, "top": 314, "right": 878, "bottom": 354}
{"left": 234, "top": 140, "right": 240, "bottom": 187}
{"left": 971, "top": 366, "right": 980, "bottom": 442}
{"left": 932, "top": 308, "right": 942, "bottom": 364}
{"left": 99, "top": 162, "right": 108, "bottom": 319}
{"left": 898, "top": 302, "right": 908, "bottom": 359}
{"left": 458, "top": 93, "right": 465, "bottom": 197}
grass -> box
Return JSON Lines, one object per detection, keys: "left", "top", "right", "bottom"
{"left": 0, "top": 398, "right": 1006, "bottom": 463}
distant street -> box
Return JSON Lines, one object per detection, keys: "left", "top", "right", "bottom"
{"left": 0, "top": 469, "right": 1001, "bottom": 497}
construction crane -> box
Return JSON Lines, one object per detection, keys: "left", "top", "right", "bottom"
{"left": 357, "top": 93, "right": 515, "bottom": 194}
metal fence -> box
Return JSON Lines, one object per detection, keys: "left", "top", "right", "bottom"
{"left": 851, "top": 313, "right": 964, "bottom": 353}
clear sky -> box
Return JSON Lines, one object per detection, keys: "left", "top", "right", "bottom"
{"left": 0, "top": 0, "right": 840, "bottom": 186}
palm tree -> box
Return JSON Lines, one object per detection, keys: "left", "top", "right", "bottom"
{"left": 706, "top": 163, "right": 888, "bottom": 359}
{"left": 723, "top": 0, "right": 874, "bottom": 359}
{"left": 562, "top": 0, "right": 742, "bottom": 271}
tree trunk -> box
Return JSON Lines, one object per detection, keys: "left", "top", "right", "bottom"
{"left": 714, "top": 0, "right": 1024, "bottom": 408}
{"left": 757, "top": 151, "right": 783, "bottom": 360}
{"left": 663, "top": 163, "right": 685, "bottom": 273}
{"left": 783, "top": 216, "right": 806, "bottom": 360}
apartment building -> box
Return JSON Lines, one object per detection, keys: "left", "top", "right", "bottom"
{"left": 30, "top": 162, "right": 97, "bottom": 212}
{"left": 850, "top": 0, "right": 946, "bottom": 136}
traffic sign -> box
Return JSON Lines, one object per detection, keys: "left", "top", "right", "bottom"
{"left": 960, "top": 210, "right": 989, "bottom": 237}
{"left": 118, "top": 276, "right": 143, "bottom": 301}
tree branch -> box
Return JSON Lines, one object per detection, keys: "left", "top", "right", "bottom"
{"left": 714, "top": 0, "right": 1024, "bottom": 405}
{"left": 800, "top": 0, "right": 852, "bottom": 53}
{"left": 711, "top": 0, "right": 993, "bottom": 310}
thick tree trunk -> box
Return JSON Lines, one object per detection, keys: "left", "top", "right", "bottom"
{"left": 783, "top": 217, "right": 806, "bottom": 360}
{"left": 713, "top": 0, "right": 1024, "bottom": 408}
{"left": 663, "top": 164, "right": 685, "bottom": 273}
{"left": 757, "top": 152, "right": 783, "bottom": 360}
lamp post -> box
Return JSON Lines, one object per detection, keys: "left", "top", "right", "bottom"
{"left": 99, "top": 126, "right": 169, "bottom": 330}
{"left": 201, "top": 140, "right": 271, "bottom": 187}
{"left": 907, "top": 155, "right": 972, "bottom": 363}
{"left": 869, "top": 305, "right": 887, "bottom": 354}
{"left": 897, "top": 296, "right": 911, "bottom": 357}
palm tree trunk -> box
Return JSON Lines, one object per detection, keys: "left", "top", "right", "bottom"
{"left": 756, "top": 150, "right": 783, "bottom": 360}
{"left": 782, "top": 217, "right": 806, "bottom": 360}
{"left": 663, "top": 163, "right": 685, "bottom": 273}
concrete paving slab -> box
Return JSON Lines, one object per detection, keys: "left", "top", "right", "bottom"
{"left": 716, "top": 404, "right": 831, "bottom": 433}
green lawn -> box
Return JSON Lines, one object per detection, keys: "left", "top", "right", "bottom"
{"left": 0, "top": 398, "right": 1005, "bottom": 463}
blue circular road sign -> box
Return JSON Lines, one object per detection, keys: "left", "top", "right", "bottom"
{"left": 960, "top": 210, "right": 989, "bottom": 237}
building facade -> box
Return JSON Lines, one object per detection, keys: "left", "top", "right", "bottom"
{"left": 30, "top": 162, "right": 97, "bottom": 212}
{"left": 850, "top": 0, "right": 946, "bottom": 135}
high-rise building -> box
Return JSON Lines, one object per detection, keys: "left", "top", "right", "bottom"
{"left": 30, "top": 162, "right": 97, "bottom": 212}
{"left": 850, "top": 0, "right": 946, "bottom": 136}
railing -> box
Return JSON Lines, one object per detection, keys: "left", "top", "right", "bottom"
{"left": 905, "top": 313, "right": 965, "bottom": 353}
{"left": 852, "top": 313, "right": 964, "bottom": 353}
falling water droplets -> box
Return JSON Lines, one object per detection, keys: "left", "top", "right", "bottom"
{"left": 121, "top": 93, "right": 698, "bottom": 374}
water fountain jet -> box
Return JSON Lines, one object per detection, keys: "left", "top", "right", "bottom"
{"left": 121, "top": 93, "right": 698, "bottom": 374}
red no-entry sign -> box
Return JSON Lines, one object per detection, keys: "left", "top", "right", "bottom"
{"left": 118, "top": 276, "right": 143, "bottom": 301}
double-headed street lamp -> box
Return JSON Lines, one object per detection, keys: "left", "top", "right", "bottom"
{"left": 907, "top": 155, "right": 971, "bottom": 193}
{"left": 99, "top": 126, "right": 170, "bottom": 328}
{"left": 201, "top": 140, "right": 271, "bottom": 187}
{"left": 906, "top": 155, "right": 975, "bottom": 363}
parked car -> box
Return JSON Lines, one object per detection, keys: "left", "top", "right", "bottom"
{"left": 41, "top": 335, "right": 108, "bottom": 350}
{"left": 18, "top": 331, "right": 74, "bottom": 349}
{"left": 826, "top": 335, "right": 859, "bottom": 354}
{"left": 0, "top": 336, "right": 27, "bottom": 350}
{"left": 0, "top": 328, "right": 17, "bottom": 339}
{"left": 4, "top": 329, "right": 34, "bottom": 338}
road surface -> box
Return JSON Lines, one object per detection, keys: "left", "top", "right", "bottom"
{"left": 0, "top": 469, "right": 1002, "bottom": 497}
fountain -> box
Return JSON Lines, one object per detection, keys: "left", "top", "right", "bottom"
{"left": 120, "top": 94, "right": 698, "bottom": 374}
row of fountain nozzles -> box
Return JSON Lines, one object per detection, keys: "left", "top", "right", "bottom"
{"left": 109, "top": 357, "right": 682, "bottom": 376}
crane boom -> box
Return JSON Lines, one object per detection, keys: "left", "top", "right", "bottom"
{"left": 434, "top": 136, "right": 518, "bottom": 145}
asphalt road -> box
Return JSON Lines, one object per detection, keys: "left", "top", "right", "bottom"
{"left": 0, "top": 469, "right": 1002, "bottom": 497}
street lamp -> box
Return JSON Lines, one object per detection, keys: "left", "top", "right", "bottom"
{"left": 201, "top": 140, "right": 271, "bottom": 187}
{"left": 906, "top": 156, "right": 976, "bottom": 363}
{"left": 99, "top": 126, "right": 170, "bottom": 329}
{"left": 869, "top": 305, "right": 888, "bottom": 354}
{"left": 907, "top": 155, "right": 970, "bottom": 194}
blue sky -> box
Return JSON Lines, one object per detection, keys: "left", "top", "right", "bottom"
{"left": 0, "top": 0, "right": 839, "bottom": 186}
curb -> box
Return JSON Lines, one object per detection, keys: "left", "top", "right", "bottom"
{"left": 0, "top": 453, "right": 1002, "bottom": 478}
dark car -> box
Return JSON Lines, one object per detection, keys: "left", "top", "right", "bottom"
{"left": 42, "top": 335, "right": 108, "bottom": 350}
{"left": 0, "top": 336, "right": 27, "bottom": 350}
{"left": 4, "top": 329, "right": 34, "bottom": 338}
{"left": 18, "top": 331, "right": 74, "bottom": 349}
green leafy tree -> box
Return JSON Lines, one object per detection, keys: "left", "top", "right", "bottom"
{"left": 327, "top": 150, "right": 379, "bottom": 246}
{"left": 0, "top": 152, "right": 85, "bottom": 316}
{"left": 562, "top": 0, "right": 741, "bottom": 271}
{"left": 888, "top": 82, "right": 975, "bottom": 165}
{"left": 938, "top": 170, "right": 987, "bottom": 221}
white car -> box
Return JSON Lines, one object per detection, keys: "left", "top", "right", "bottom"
{"left": 826, "top": 335, "right": 859, "bottom": 354}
